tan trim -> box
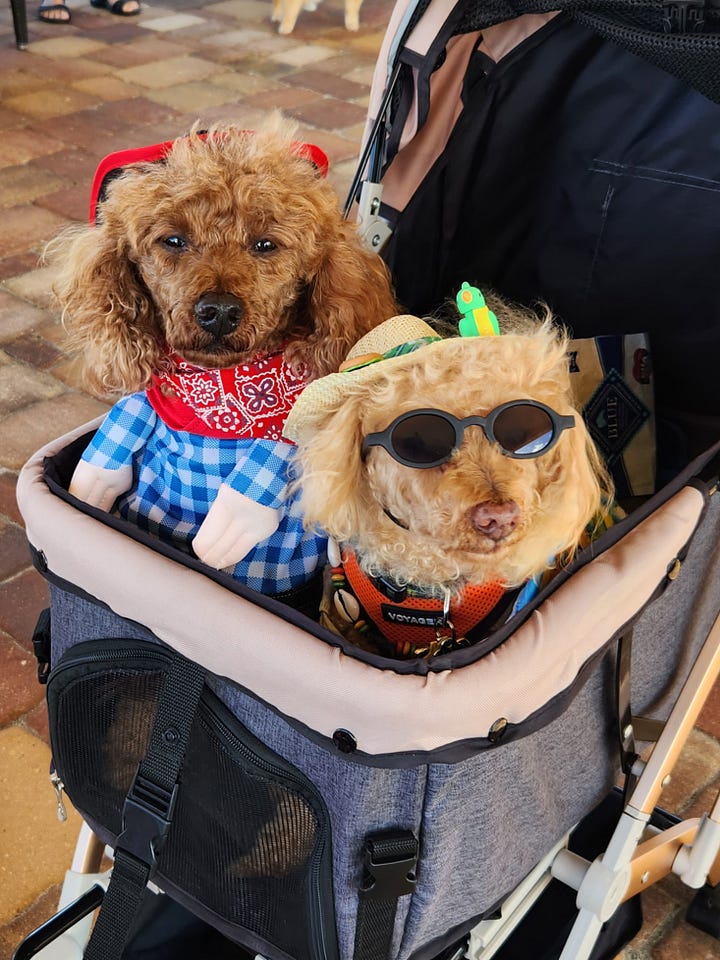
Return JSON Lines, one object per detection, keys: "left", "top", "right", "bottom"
{"left": 363, "top": 12, "right": 558, "bottom": 216}
{"left": 17, "top": 425, "right": 707, "bottom": 756}
{"left": 624, "top": 820, "right": 700, "bottom": 900}
{"left": 626, "top": 612, "right": 720, "bottom": 817}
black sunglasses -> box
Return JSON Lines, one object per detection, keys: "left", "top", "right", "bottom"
{"left": 361, "top": 401, "right": 576, "bottom": 468}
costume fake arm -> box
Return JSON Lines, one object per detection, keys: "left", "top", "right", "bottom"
{"left": 69, "top": 393, "right": 157, "bottom": 512}
{"left": 192, "top": 440, "right": 291, "bottom": 569}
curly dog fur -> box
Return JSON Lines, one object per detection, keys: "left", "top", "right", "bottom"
{"left": 290, "top": 308, "right": 612, "bottom": 597}
{"left": 49, "top": 117, "right": 398, "bottom": 396}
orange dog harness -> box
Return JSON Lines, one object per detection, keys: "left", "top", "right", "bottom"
{"left": 338, "top": 549, "right": 507, "bottom": 657}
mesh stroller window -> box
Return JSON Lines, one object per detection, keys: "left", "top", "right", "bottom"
{"left": 47, "top": 640, "right": 338, "bottom": 960}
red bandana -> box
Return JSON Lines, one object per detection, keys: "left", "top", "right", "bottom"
{"left": 146, "top": 351, "right": 309, "bottom": 441}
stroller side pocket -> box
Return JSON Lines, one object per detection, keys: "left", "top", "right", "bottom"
{"left": 46, "top": 638, "right": 338, "bottom": 960}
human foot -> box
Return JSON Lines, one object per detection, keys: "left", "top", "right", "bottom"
{"left": 90, "top": 0, "right": 140, "bottom": 15}
{"left": 38, "top": 0, "right": 71, "bottom": 22}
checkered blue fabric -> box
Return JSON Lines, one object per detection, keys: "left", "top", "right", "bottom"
{"left": 81, "top": 393, "right": 327, "bottom": 595}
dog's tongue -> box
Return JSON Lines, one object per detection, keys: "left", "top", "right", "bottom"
{"left": 471, "top": 500, "right": 519, "bottom": 541}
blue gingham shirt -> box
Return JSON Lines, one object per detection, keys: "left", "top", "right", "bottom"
{"left": 81, "top": 392, "right": 327, "bottom": 595}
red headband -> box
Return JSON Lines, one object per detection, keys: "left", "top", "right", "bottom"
{"left": 88, "top": 131, "right": 330, "bottom": 223}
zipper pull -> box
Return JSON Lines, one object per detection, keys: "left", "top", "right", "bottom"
{"left": 50, "top": 767, "right": 68, "bottom": 822}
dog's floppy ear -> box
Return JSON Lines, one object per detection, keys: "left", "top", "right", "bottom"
{"left": 290, "top": 391, "right": 371, "bottom": 541}
{"left": 290, "top": 221, "right": 398, "bottom": 379}
{"left": 49, "top": 220, "right": 162, "bottom": 396}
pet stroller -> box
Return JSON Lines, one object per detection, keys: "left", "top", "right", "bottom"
{"left": 12, "top": 0, "right": 720, "bottom": 958}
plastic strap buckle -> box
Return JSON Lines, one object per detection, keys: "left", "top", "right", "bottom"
{"left": 360, "top": 831, "right": 418, "bottom": 900}
{"left": 117, "top": 773, "right": 178, "bottom": 869}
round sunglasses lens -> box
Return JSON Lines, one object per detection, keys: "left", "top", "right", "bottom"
{"left": 392, "top": 414, "right": 456, "bottom": 465}
{"left": 494, "top": 405, "right": 555, "bottom": 456}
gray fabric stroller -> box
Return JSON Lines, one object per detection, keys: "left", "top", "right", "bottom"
{"left": 12, "top": 1, "right": 720, "bottom": 958}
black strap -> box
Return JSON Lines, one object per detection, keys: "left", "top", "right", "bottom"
{"left": 353, "top": 831, "right": 418, "bottom": 960}
{"left": 616, "top": 631, "right": 640, "bottom": 803}
{"left": 83, "top": 655, "right": 206, "bottom": 960}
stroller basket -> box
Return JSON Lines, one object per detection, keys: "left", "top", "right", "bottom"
{"left": 13, "top": 412, "right": 720, "bottom": 960}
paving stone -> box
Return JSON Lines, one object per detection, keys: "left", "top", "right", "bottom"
{"left": 184, "top": 102, "right": 270, "bottom": 130}
{"left": 0, "top": 166, "right": 68, "bottom": 207}
{"left": 93, "top": 95, "right": 185, "bottom": 127}
{"left": 0, "top": 209, "right": 68, "bottom": 259}
{"left": 654, "top": 917, "right": 720, "bottom": 959}
{"left": 117, "top": 53, "right": 224, "bottom": 88}
{"left": 202, "top": 0, "right": 269, "bottom": 20}
{"left": 28, "top": 106, "right": 135, "bottom": 147}
{"left": 0, "top": 128, "right": 67, "bottom": 170}
{"left": 218, "top": 52, "right": 296, "bottom": 78}
{"left": 293, "top": 127, "right": 360, "bottom": 164}
{"left": 4, "top": 86, "right": 103, "bottom": 122}
{"left": 4, "top": 263, "right": 67, "bottom": 310}
{"left": 241, "top": 85, "right": 324, "bottom": 112}
{"left": 34, "top": 184, "right": 92, "bottom": 222}
{"left": 0, "top": 519, "right": 32, "bottom": 583}
{"left": 286, "top": 95, "right": 368, "bottom": 129}
{"left": 0, "top": 253, "right": 43, "bottom": 283}
{"left": 0, "top": 883, "right": 63, "bottom": 959}
{"left": 0, "top": 471, "right": 22, "bottom": 525}
{"left": 24, "top": 700, "right": 51, "bottom": 746}
{"left": 90, "top": 35, "right": 189, "bottom": 67}
{"left": 658, "top": 729, "right": 720, "bottom": 814}
{"left": 0, "top": 634, "right": 44, "bottom": 726}
{"left": 3, "top": 335, "right": 63, "bottom": 371}
{"left": 0, "top": 727, "right": 82, "bottom": 925}
{"left": 0, "top": 391, "right": 109, "bottom": 471}
{"left": 207, "top": 71, "right": 286, "bottom": 96}
{"left": 697, "top": 676, "right": 720, "bottom": 739}
{"left": 0, "top": 291, "right": 49, "bottom": 344}
{"left": 139, "top": 12, "right": 208, "bottom": 31}
{"left": 72, "top": 74, "right": 141, "bottom": 101}
{"left": 0, "top": 569, "right": 49, "bottom": 653}
{"left": 0, "top": 105, "right": 28, "bottom": 131}
{"left": 32, "top": 56, "right": 113, "bottom": 83}
{"left": 269, "top": 43, "right": 337, "bottom": 66}
{"left": 145, "top": 80, "right": 246, "bottom": 111}
{"left": 21, "top": 36, "right": 109, "bottom": 59}
{"left": 27, "top": 148, "right": 98, "bottom": 186}
{"left": 199, "top": 26, "right": 286, "bottom": 50}
{"left": 284, "top": 66, "right": 370, "bottom": 99}
{"left": 0, "top": 357, "right": 66, "bottom": 418}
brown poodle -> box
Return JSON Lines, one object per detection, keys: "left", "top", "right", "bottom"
{"left": 52, "top": 117, "right": 397, "bottom": 395}
{"left": 49, "top": 118, "right": 398, "bottom": 594}
{"left": 284, "top": 304, "right": 614, "bottom": 654}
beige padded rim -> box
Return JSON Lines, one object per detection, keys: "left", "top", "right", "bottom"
{"left": 17, "top": 420, "right": 705, "bottom": 756}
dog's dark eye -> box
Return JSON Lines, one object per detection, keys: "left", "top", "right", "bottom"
{"left": 161, "top": 235, "right": 187, "bottom": 251}
{"left": 252, "top": 238, "right": 276, "bottom": 255}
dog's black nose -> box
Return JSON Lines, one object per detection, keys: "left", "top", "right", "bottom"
{"left": 194, "top": 293, "right": 244, "bottom": 337}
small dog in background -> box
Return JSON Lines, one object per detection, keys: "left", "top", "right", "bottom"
{"left": 284, "top": 293, "right": 613, "bottom": 656}
{"left": 271, "top": 0, "right": 362, "bottom": 33}
{"left": 50, "top": 117, "right": 397, "bottom": 595}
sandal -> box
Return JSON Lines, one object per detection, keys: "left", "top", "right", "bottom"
{"left": 38, "top": 0, "right": 71, "bottom": 22}
{"left": 90, "top": 0, "right": 141, "bottom": 15}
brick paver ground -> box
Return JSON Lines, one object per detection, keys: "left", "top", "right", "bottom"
{"left": 0, "top": 0, "right": 718, "bottom": 957}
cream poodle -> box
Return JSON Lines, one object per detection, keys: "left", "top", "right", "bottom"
{"left": 284, "top": 299, "right": 613, "bottom": 653}
{"left": 49, "top": 119, "right": 398, "bottom": 595}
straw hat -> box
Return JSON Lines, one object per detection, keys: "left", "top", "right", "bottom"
{"left": 283, "top": 314, "right": 446, "bottom": 442}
